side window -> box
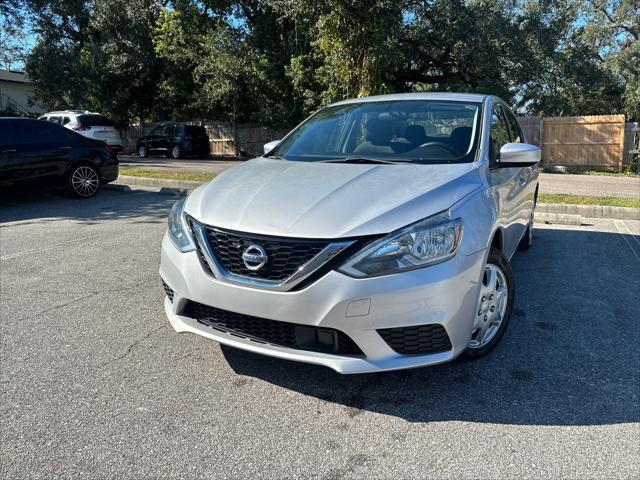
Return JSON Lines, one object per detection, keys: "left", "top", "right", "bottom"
{"left": 150, "top": 126, "right": 163, "bottom": 136}
{"left": 0, "top": 121, "right": 16, "bottom": 146}
{"left": 19, "top": 121, "right": 71, "bottom": 144}
{"left": 62, "top": 117, "right": 71, "bottom": 125}
{"left": 503, "top": 108, "right": 523, "bottom": 143}
{"left": 490, "top": 106, "right": 510, "bottom": 162}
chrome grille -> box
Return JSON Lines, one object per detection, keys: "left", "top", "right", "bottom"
{"left": 203, "top": 227, "right": 329, "bottom": 281}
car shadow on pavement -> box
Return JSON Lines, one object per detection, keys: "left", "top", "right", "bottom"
{"left": 0, "top": 188, "right": 180, "bottom": 225}
{"left": 223, "top": 226, "right": 640, "bottom": 426}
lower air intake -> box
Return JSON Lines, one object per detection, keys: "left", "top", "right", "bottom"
{"left": 377, "top": 324, "right": 452, "bottom": 355}
{"left": 182, "top": 300, "right": 364, "bottom": 356}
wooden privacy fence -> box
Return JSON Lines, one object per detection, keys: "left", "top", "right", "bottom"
{"left": 520, "top": 115, "right": 627, "bottom": 171}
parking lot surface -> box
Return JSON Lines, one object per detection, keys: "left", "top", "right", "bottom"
{"left": 119, "top": 156, "right": 640, "bottom": 199}
{"left": 539, "top": 173, "right": 640, "bottom": 198}
{"left": 1, "top": 189, "right": 639, "bottom": 479}
{"left": 119, "top": 155, "right": 241, "bottom": 175}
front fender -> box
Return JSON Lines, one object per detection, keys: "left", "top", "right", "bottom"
{"left": 451, "top": 186, "right": 498, "bottom": 256}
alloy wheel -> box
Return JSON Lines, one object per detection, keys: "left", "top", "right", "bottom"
{"left": 468, "top": 263, "right": 509, "bottom": 349}
{"left": 138, "top": 146, "right": 146, "bottom": 157}
{"left": 71, "top": 166, "right": 99, "bottom": 197}
{"left": 171, "top": 146, "right": 181, "bottom": 159}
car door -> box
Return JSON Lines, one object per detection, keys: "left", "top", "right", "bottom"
{"left": 488, "top": 104, "right": 524, "bottom": 258}
{"left": 8, "top": 120, "right": 75, "bottom": 188}
{"left": 162, "top": 125, "right": 176, "bottom": 151}
{"left": 146, "top": 125, "right": 166, "bottom": 152}
{"left": 502, "top": 106, "right": 537, "bottom": 234}
{"left": 0, "top": 120, "right": 20, "bottom": 187}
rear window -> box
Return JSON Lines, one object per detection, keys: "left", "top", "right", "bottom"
{"left": 77, "top": 115, "right": 114, "bottom": 127}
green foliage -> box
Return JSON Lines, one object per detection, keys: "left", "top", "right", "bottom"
{"left": 23, "top": 0, "right": 640, "bottom": 126}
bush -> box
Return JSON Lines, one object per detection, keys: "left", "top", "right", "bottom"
{"left": 0, "top": 109, "right": 40, "bottom": 118}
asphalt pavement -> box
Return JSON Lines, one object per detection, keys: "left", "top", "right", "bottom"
{"left": 538, "top": 173, "right": 640, "bottom": 198}
{"left": 119, "top": 155, "right": 640, "bottom": 198}
{"left": 119, "top": 155, "right": 241, "bottom": 175}
{"left": 1, "top": 189, "right": 639, "bottom": 479}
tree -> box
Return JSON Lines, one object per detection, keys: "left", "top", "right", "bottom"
{"left": 583, "top": 0, "right": 640, "bottom": 120}
{"left": 25, "top": 0, "right": 160, "bottom": 123}
{"left": 22, "top": 0, "right": 638, "bottom": 126}
{"left": 0, "top": 0, "right": 30, "bottom": 69}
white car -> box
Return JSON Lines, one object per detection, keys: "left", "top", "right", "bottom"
{"left": 160, "top": 93, "right": 540, "bottom": 374}
{"left": 38, "top": 110, "right": 124, "bottom": 152}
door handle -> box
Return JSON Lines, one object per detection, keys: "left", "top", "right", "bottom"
{"left": 58, "top": 146, "right": 72, "bottom": 152}
{"left": 1, "top": 149, "right": 17, "bottom": 154}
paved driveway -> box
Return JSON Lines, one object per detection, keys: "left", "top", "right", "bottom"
{"left": 120, "top": 156, "right": 639, "bottom": 198}
{"left": 538, "top": 173, "right": 639, "bottom": 198}
{"left": 1, "top": 190, "right": 639, "bottom": 479}
{"left": 119, "top": 155, "right": 241, "bottom": 175}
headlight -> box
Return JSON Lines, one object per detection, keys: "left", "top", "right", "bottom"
{"left": 338, "top": 211, "right": 463, "bottom": 278}
{"left": 168, "top": 198, "right": 196, "bottom": 252}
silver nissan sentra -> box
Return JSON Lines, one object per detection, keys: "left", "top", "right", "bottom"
{"left": 160, "top": 93, "right": 540, "bottom": 373}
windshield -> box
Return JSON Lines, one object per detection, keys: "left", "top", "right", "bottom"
{"left": 268, "top": 100, "right": 482, "bottom": 164}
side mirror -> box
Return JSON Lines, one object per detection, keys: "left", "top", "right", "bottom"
{"left": 263, "top": 139, "right": 281, "bottom": 155}
{"left": 498, "top": 143, "right": 540, "bottom": 167}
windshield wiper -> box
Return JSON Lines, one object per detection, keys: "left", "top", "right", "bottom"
{"left": 319, "top": 157, "right": 402, "bottom": 165}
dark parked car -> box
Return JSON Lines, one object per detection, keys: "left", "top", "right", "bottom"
{"left": 0, "top": 117, "right": 118, "bottom": 198}
{"left": 136, "top": 123, "right": 210, "bottom": 159}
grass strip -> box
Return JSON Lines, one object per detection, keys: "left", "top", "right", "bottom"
{"left": 538, "top": 193, "right": 640, "bottom": 209}
{"left": 118, "top": 169, "right": 639, "bottom": 208}
{"left": 119, "top": 168, "right": 215, "bottom": 183}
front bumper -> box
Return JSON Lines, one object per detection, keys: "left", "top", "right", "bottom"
{"left": 160, "top": 233, "right": 487, "bottom": 374}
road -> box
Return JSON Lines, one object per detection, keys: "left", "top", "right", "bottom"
{"left": 119, "top": 155, "right": 241, "bottom": 175}
{"left": 1, "top": 189, "right": 639, "bottom": 479}
{"left": 538, "top": 173, "right": 640, "bottom": 198}
{"left": 120, "top": 155, "right": 639, "bottom": 198}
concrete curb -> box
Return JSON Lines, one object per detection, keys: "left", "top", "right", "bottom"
{"left": 107, "top": 176, "right": 640, "bottom": 222}
{"left": 113, "top": 175, "right": 204, "bottom": 190}
{"left": 534, "top": 212, "right": 583, "bottom": 226}
{"left": 537, "top": 203, "right": 639, "bottom": 221}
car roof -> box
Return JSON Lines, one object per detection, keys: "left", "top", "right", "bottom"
{"left": 43, "top": 110, "right": 98, "bottom": 115}
{"left": 329, "top": 92, "right": 489, "bottom": 107}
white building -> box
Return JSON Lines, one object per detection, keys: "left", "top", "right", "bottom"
{"left": 0, "top": 69, "right": 44, "bottom": 114}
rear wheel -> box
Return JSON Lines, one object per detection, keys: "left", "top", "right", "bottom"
{"left": 463, "top": 247, "right": 514, "bottom": 359}
{"left": 66, "top": 163, "right": 100, "bottom": 198}
{"left": 137, "top": 145, "right": 148, "bottom": 158}
{"left": 170, "top": 145, "right": 182, "bottom": 159}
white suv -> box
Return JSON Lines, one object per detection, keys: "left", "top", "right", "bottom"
{"left": 38, "top": 110, "right": 124, "bottom": 152}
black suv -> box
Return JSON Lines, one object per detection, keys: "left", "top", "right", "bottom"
{"left": 0, "top": 118, "right": 118, "bottom": 198}
{"left": 136, "top": 123, "right": 210, "bottom": 159}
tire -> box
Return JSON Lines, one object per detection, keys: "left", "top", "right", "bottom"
{"left": 66, "top": 163, "right": 101, "bottom": 198}
{"left": 137, "top": 145, "right": 148, "bottom": 158}
{"left": 463, "top": 247, "right": 515, "bottom": 360}
{"left": 170, "top": 145, "right": 181, "bottom": 159}
{"left": 518, "top": 214, "right": 534, "bottom": 251}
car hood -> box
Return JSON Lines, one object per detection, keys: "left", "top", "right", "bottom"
{"left": 186, "top": 158, "right": 482, "bottom": 238}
